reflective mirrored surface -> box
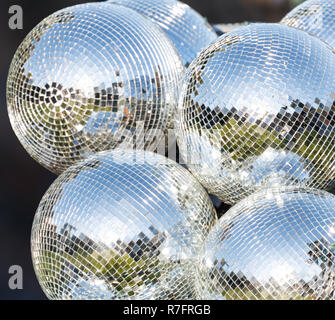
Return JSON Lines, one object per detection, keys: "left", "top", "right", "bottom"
{"left": 31, "top": 149, "right": 217, "bottom": 300}
{"left": 197, "top": 187, "right": 335, "bottom": 300}
{"left": 7, "top": 3, "right": 183, "bottom": 175}
{"left": 107, "top": 0, "right": 217, "bottom": 68}
{"left": 175, "top": 23, "right": 335, "bottom": 204}
{"left": 282, "top": 0, "right": 335, "bottom": 49}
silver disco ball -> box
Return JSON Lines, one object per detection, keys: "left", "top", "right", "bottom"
{"left": 282, "top": 0, "right": 335, "bottom": 49}
{"left": 175, "top": 23, "right": 335, "bottom": 205}
{"left": 197, "top": 187, "right": 335, "bottom": 300}
{"left": 7, "top": 3, "right": 183, "bottom": 175}
{"left": 31, "top": 149, "right": 217, "bottom": 300}
{"left": 107, "top": 0, "right": 217, "bottom": 67}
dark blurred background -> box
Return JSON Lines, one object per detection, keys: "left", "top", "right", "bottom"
{"left": 0, "top": 0, "right": 301, "bottom": 300}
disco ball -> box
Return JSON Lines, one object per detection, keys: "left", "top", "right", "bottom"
{"left": 7, "top": 3, "right": 183, "bottom": 175}
{"left": 31, "top": 149, "right": 217, "bottom": 300}
{"left": 197, "top": 187, "right": 335, "bottom": 300}
{"left": 107, "top": 0, "right": 217, "bottom": 67}
{"left": 282, "top": 0, "right": 335, "bottom": 49}
{"left": 175, "top": 23, "right": 335, "bottom": 205}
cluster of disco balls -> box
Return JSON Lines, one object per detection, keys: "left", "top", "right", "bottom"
{"left": 6, "top": 0, "right": 335, "bottom": 300}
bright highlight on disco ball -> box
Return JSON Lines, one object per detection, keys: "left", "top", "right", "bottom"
{"left": 175, "top": 23, "right": 335, "bottom": 205}
{"left": 31, "top": 149, "right": 217, "bottom": 300}
{"left": 282, "top": 0, "right": 335, "bottom": 49}
{"left": 197, "top": 187, "right": 335, "bottom": 300}
{"left": 107, "top": 0, "right": 217, "bottom": 68}
{"left": 7, "top": 2, "right": 183, "bottom": 175}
